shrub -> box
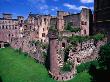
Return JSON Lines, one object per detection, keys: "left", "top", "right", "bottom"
{"left": 99, "top": 43, "right": 110, "bottom": 70}
{"left": 61, "top": 61, "right": 72, "bottom": 72}
{"left": 41, "top": 44, "right": 48, "bottom": 49}
{"left": 65, "top": 22, "right": 81, "bottom": 32}
{"left": 42, "top": 51, "right": 47, "bottom": 57}
{"left": 92, "top": 33, "right": 105, "bottom": 41}
{"left": 64, "top": 45, "right": 72, "bottom": 62}
{"left": 68, "top": 35, "right": 90, "bottom": 44}
{"left": 77, "top": 60, "right": 99, "bottom": 73}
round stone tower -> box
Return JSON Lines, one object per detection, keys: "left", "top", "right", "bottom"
{"left": 48, "top": 31, "right": 60, "bottom": 77}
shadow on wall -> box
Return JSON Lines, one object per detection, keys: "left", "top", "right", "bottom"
{"left": 45, "top": 45, "right": 50, "bottom": 70}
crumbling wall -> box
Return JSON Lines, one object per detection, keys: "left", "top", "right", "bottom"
{"left": 10, "top": 35, "right": 45, "bottom": 63}
{"left": 49, "top": 35, "right": 107, "bottom": 81}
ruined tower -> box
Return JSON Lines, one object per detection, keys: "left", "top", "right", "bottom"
{"left": 80, "top": 8, "right": 93, "bottom": 36}
{"left": 57, "top": 11, "right": 69, "bottom": 31}
{"left": 48, "top": 30, "right": 60, "bottom": 78}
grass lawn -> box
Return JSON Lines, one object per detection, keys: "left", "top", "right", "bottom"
{"left": 0, "top": 48, "right": 91, "bottom": 82}
{"left": 65, "top": 72, "right": 91, "bottom": 82}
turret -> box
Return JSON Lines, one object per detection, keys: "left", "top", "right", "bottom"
{"left": 48, "top": 30, "right": 60, "bottom": 77}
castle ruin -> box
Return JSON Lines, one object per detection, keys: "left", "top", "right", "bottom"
{"left": 0, "top": 7, "right": 107, "bottom": 81}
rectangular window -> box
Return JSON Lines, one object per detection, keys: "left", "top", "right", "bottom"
{"left": 43, "top": 28, "right": 45, "bottom": 31}
{"left": 2, "top": 25, "right": 4, "bottom": 29}
{"left": 6, "top": 26, "right": 8, "bottom": 29}
{"left": 81, "top": 21, "right": 85, "bottom": 25}
{"left": 44, "top": 18, "right": 46, "bottom": 25}
{"left": 85, "top": 22, "right": 87, "bottom": 25}
{"left": 81, "top": 21, "right": 87, "bottom": 25}
{"left": 42, "top": 33, "right": 45, "bottom": 37}
{"left": 84, "top": 30, "right": 86, "bottom": 34}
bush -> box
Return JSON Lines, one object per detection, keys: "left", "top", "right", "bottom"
{"left": 41, "top": 44, "right": 48, "bottom": 49}
{"left": 49, "top": 25, "right": 58, "bottom": 32}
{"left": 31, "top": 40, "right": 41, "bottom": 46}
{"left": 61, "top": 61, "right": 72, "bottom": 72}
{"left": 64, "top": 45, "right": 72, "bottom": 62}
{"left": 68, "top": 36, "right": 90, "bottom": 44}
{"left": 99, "top": 43, "right": 110, "bottom": 70}
{"left": 65, "top": 22, "right": 81, "bottom": 32}
{"left": 42, "top": 51, "right": 47, "bottom": 57}
{"left": 92, "top": 33, "right": 105, "bottom": 41}
{"left": 77, "top": 60, "right": 99, "bottom": 73}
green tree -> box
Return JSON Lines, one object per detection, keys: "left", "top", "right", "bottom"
{"left": 99, "top": 43, "right": 110, "bottom": 70}
{"left": 89, "top": 43, "right": 110, "bottom": 82}
{"left": 92, "top": 33, "right": 105, "bottom": 41}
{"left": 65, "top": 22, "right": 81, "bottom": 32}
{"left": 61, "top": 61, "right": 72, "bottom": 72}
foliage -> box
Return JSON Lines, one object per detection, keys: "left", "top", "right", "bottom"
{"left": 68, "top": 35, "right": 90, "bottom": 44}
{"left": 61, "top": 61, "right": 72, "bottom": 72}
{"left": 67, "top": 33, "right": 105, "bottom": 45}
{"left": 99, "top": 43, "right": 110, "bottom": 70}
{"left": 88, "top": 43, "right": 110, "bottom": 82}
{"left": 49, "top": 25, "right": 58, "bottom": 32}
{"left": 42, "top": 51, "right": 47, "bottom": 58}
{"left": 58, "top": 36, "right": 62, "bottom": 41}
{"left": 64, "top": 45, "right": 72, "bottom": 62}
{"left": 41, "top": 43, "right": 48, "bottom": 49}
{"left": 31, "top": 40, "right": 41, "bottom": 46}
{"left": 72, "top": 28, "right": 81, "bottom": 33}
{"left": 30, "top": 40, "right": 48, "bottom": 49}
{"left": 77, "top": 60, "right": 99, "bottom": 73}
{"left": 92, "top": 33, "right": 105, "bottom": 41}
{"left": 65, "top": 22, "right": 81, "bottom": 32}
